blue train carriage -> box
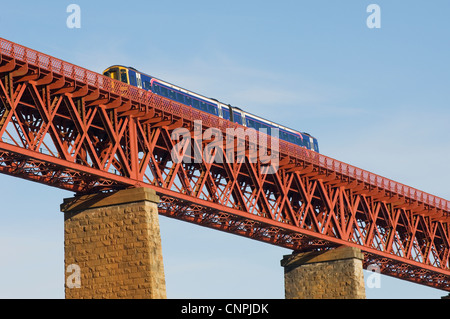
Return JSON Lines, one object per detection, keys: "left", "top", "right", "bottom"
{"left": 239, "top": 109, "right": 319, "bottom": 153}
{"left": 102, "top": 65, "right": 319, "bottom": 153}
{"left": 103, "top": 65, "right": 220, "bottom": 115}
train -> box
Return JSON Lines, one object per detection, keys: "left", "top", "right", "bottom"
{"left": 102, "top": 65, "right": 319, "bottom": 153}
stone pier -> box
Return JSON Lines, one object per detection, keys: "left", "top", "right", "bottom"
{"left": 281, "top": 246, "right": 366, "bottom": 299}
{"left": 61, "top": 187, "right": 166, "bottom": 299}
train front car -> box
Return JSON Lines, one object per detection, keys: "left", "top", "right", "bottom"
{"left": 103, "top": 65, "right": 130, "bottom": 84}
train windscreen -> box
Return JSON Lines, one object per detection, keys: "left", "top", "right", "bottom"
{"left": 104, "top": 68, "right": 119, "bottom": 80}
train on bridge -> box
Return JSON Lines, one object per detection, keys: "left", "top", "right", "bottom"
{"left": 103, "top": 65, "right": 320, "bottom": 153}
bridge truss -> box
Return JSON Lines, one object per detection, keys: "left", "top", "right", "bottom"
{"left": 0, "top": 37, "right": 449, "bottom": 291}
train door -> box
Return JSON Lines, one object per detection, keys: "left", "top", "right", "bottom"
{"left": 128, "top": 69, "right": 137, "bottom": 87}
{"left": 119, "top": 68, "right": 128, "bottom": 84}
{"left": 221, "top": 105, "right": 231, "bottom": 121}
{"left": 233, "top": 110, "right": 243, "bottom": 125}
{"left": 136, "top": 72, "right": 142, "bottom": 89}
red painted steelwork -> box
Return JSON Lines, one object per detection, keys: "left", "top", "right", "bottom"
{"left": 0, "top": 37, "right": 449, "bottom": 291}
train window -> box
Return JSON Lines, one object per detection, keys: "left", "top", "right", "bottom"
{"left": 185, "top": 96, "right": 192, "bottom": 106}
{"left": 169, "top": 89, "right": 176, "bottom": 100}
{"left": 314, "top": 141, "right": 319, "bottom": 152}
{"left": 160, "top": 86, "right": 168, "bottom": 97}
{"left": 193, "top": 99, "right": 200, "bottom": 110}
{"left": 176, "top": 92, "right": 185, "bottom": 104}
{"left": 207, "top": 104, "right": 217, "bottom": 115}
{"left": 222, "top": 108, "right": 230, "bottom": 120}
{"left": 152, "top": 84, "right": 160, "bottom": 94}
{"left": 106, "top": 68, "right": 119, "bottom": 80}
{"left": 303, "top": 136, "right": 309, "bottom": 147}
{"left": 259, "top": 123, "right": 270, "bottom": 135}
{"left": 120, "top": 69, "right": 128, "bottom": 83}
{"left": 143, "top": 81, "right": 150, "bottom": 90}
{"left": 284, "top": 132, "right": 289, "bottom": 142}
{"left": 288, "top": 134, "right": 294, "bottom": 144}
{"left": 259, "top": 123, "right": 265, "bottom": 132}
{"left": 105, "top": 71, "right": 112, "bottom": 79}
{"left": 234, "top": 113, "right": 242, "bottom": 125}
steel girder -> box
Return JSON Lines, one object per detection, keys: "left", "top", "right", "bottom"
{"left": 0, "top": 37, "right": 449, "bottom": 291}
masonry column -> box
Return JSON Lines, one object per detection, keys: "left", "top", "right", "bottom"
{"left": 280, "top": 246, "right": 366, "bottom": 299}
{"left": 61, "top": 187, "right": 166, "bottom": 299}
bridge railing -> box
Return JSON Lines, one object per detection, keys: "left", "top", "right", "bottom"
{"left": 1, "top": 37, "right": 449, "bottom": 214}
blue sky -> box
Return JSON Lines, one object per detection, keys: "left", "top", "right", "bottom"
{"left": 0, "top": 0, "right": 449, "bottom": 299}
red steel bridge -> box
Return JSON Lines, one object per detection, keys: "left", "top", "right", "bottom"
{"left": 0, "top": 37, "right": 449, "bottom": 292}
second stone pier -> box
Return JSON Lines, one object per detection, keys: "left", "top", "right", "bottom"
{"left": 281, "top": 246, "right": 366, "bottom": 299}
